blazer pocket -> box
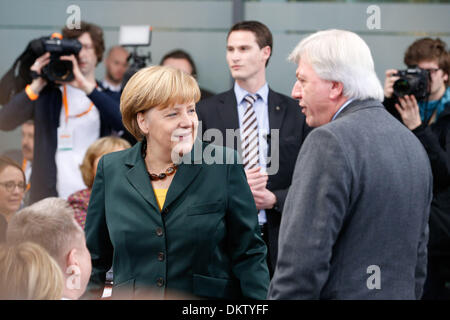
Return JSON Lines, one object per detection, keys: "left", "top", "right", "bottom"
{"left": 112, "top": 278, "right": 135, "bottom": 300}
{"left": 193, "top": 274, "right": 241, "bottom": 299}
{"left": 187, "top": 201, "right": 224, "bottom": 216}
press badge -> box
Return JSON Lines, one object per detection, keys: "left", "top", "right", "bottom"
{"left": 57, "top": 126, "right": 74, "bottom": 151}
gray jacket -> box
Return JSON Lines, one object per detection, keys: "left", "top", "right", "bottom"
{"left": 268, "top": 99, "right": 433, "bottom": 300}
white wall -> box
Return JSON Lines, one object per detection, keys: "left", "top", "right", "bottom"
{"left": 1, "top": 0, "right": 449, "bottom": 152}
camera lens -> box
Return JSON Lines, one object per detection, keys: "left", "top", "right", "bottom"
{"left": 393, "top": 79, "right": 410, "bottom": 97}
{"left": 47, "top": 60, "right": 73, "bottom": 82}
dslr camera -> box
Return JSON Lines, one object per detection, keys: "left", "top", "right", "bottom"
{"left": 31, "top": 33, "right": 82, "bottom": 82}
{"left": 393, "top": 67, "right": 429, "bottom": 101}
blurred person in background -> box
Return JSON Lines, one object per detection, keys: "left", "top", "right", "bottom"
{"left": 0, "top": 21, "right": 124, "bottom": 203}
{"left": 0, "top": 156, "right": 26, "bottom": 242}
{"left": 2, "top": 120, "right": 34, "bottom": 205}
{"left": 0, "top": 241, "right": 64, "bottom": 300}
{"left": 68, "top": 136, "right": 131, "bottom": 229}
{"left": 383, "top": 37, "right": 450, "bottom": 300}
{"left": 7, "top": 197, "right": 92, "bottom": 300}
{"left": 160, "top": 49, "right": 214, "bottom": 100}
{"left": 102, "top": 46, "right": 129, "bottom": 92}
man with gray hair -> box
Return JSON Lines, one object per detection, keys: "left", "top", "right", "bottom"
{"left": 7, "top": 197, "right": 92, "bottom": 300}
{"left": 268, "top": 29, "right": 433, "bottom": 299}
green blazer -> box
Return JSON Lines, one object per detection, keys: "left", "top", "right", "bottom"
{"left": 84, "top": 140, "right": 269, "bottom": 299}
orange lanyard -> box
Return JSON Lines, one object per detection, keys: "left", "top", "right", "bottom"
{"left": 63, "top": 85, "right": 94, "bottom": 124}
{"left": 22, "top": 158, "right": 31, "bottom": 192}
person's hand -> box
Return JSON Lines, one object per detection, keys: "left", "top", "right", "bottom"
{"left": 245, "top": 167, "right": 268, "bottom": 191}
{"left": 252, "top": 188, "right": 277, "bottom": 210}
{"left": 384, "top": 69, "right": 399, "bottom": 99}
{"left": 29, "top": 52, "right": 50, "bottom": 94}
{"left": 245, "top": 167, "right": 276, "bottom": 210}
{"left": 394, "top": 95, "right": 422, "bottom": 130}
{"left": 58, "top": 55, "right": 96, "bottom": 95}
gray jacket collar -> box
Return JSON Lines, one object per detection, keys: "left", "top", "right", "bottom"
{"left": 334, "top": 99, "right": 384, "bottom": 121}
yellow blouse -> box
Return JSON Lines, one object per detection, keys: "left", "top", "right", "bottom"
{"left": 154, "top": 188, "right": 168, "bottom": 211}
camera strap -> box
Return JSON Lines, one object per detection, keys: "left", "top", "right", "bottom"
{"left": 62, "top": 84, "right": 94, "bottom": 124}
{"left": 21, "top": 159, "right": 31, "bottom": 192}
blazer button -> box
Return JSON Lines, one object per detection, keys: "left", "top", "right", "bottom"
{"left": 156, "top": 227, "right": 163, "bottom": 237}
{"left": 158, "top": 252, "right": 165, "bottom": 261}
{"left": 156, "top": 277, "right": 164, "bottom": 287}
{"left": 164, "top": 207, "right": 169, "bottom": 214}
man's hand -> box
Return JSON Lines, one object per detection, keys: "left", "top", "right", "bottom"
{"left": 29, "top": 52, "right": 50, "bottom": 94}
{"left": 59, "top": 55, "right": 96, "bottom": 95}
{"left": 252, "top": 188, "right": 277, "bottom": 210}
{"left": 384, "top": 69, "right": 399, "bottom": 99}
{"left": 395, "top": 95, "right": 422, "bottom": 130}
{"left": 245, "top": 167, "right": 268, "bottom": 190}
{"left": 245, "top": 167, "right": 277, "bottom": 210}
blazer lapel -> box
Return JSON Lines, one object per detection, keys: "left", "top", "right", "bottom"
{"left": 163, "top": 143, "right": 203, "bottom": 210}
{"left": 217, "top": 89, "right": 240, "bottom": 133}
{"left": 125, "top": 142, "right": 160, "bottom": 212}
{"left": 267, "top": 89, "right": 287, "bottom": 158}
{"left": 268, "top": 88, "right": 287, "bottom": 131}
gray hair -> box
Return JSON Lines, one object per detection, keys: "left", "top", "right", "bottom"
{"left": 289, "top": 29, "right": 384, "bottom": 101}
{"left": 6, "top": 197, "right": 84, "bottom": 265}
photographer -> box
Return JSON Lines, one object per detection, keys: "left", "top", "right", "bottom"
{"left": 0, "top": 21, "right": 123, "bottom": 204}
{"left": 383, "top": 37, "right": 450, "bottom": 300}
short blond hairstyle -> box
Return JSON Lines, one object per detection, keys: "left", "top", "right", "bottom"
{"left": 7, "top": 197, "right": 83, "bottom": 266}
{"left": 80, "top": 136, "right": 131, "bottom": 188}
{"left": 120, "top": 65, "right": 201, "bottom": 140}
{"left": 0, "top": 242, "right": 64, "bottom": 300}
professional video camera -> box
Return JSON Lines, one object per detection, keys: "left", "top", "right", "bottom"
{"left": 0, "top": 33, "right": 81, "bottom": 105}
{"left": 36, "top": 33, "right": 82, "bottom": 82}
{"left": 393, "top": 67, "right": 430, "bottom": 101}
{"left": 119, "top": 25, "right": 153, "bottom": 88}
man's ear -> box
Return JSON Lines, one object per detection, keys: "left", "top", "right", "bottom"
{"left": 261, "top": 46, "right": 271, "bottom": 64}
{"left": 137, "top": 111, "right": 149, "bottom": 136}
{"left": 329, "top": 81, "right": 344, "bottom": 100}
{"left": 66, "top": 248, "right": 79, "bottom": 273}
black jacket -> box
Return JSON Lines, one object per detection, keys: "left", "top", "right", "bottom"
{"left": 196, "top": 88, "right": 310, "bottom": 273}
{"left": 384, "top": 96, "right": 450, "bottom": 277}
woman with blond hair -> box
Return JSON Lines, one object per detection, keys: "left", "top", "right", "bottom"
{"left": 84, "top": 65, "right": 269, "bottom": 299}
{"left": 67, "top": 137, "right": 130, "bottom": 229}
{"left": 0, "top": 242, "right": 64, "bottom": 300}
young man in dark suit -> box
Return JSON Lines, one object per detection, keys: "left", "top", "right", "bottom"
{"left": 196, "top": 21, "right": 310, "bottom": 277}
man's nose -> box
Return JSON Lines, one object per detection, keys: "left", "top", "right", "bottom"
{"left": 291, "top": 81, "right": 302, "bottom": 99}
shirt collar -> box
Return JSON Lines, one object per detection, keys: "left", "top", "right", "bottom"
{"left": 234, "top": 82, "right": 269, "bottom": 106}
{"left": 332, "top": 98, "right": 354, "bottom": 121}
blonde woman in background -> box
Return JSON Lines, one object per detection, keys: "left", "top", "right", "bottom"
{"left": 0, "top": 242, "right": 64, "bottom": 300}
{"left": 68, "top": 137, "right": 131, "bottom": 229}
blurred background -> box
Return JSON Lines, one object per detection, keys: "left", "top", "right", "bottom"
{"left": 1, "top": 0, "right": 449, "bottom": 152}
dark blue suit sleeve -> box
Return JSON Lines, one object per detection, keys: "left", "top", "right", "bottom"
{"left": 226, "top": 151, "right": 270, "bottom": 299}
{"left": 0, "top": 91, "right": 34, "bottom": 131}
{"left": 87, "top": 88, "right": 123, "bottom": 131}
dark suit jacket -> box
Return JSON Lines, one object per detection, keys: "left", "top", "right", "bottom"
{"left": 84, "top": 140, "right": 270, "bottom": 299}
{"left": 0, "top": 83, "right": 123, "bottom": 204}
{"left": 196, "top": 88, "right": 310, "bottom": 271}
{"left": 269, "top": 100, "right": 432, "bottom": 299}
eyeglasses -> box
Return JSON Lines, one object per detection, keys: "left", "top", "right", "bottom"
{"left": 81, "top": 44, "right": 95, "bottom": 51}
{"left": 422, "top": 68, "right": 441, "bottom": 75}
{"left": 0, "top": 181, "right": 26, "bottom": 193}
